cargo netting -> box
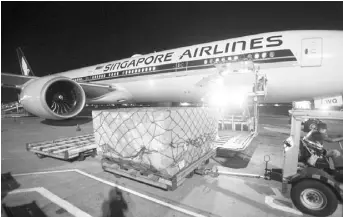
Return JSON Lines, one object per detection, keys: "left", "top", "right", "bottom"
{"left": 92, "top": 107, "right": 218, "bottom": 177}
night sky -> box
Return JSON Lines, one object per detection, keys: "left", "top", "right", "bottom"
{"left": 2, "top": 2, "right": 343, "bottom": 102}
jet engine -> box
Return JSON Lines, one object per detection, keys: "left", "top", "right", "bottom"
{"left": 19, "top": 76, "right": 86, "bottom": 120}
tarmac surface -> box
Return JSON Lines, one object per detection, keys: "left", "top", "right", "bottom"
{"left": 1, "top": 115, "right": 342, "bottom": 217}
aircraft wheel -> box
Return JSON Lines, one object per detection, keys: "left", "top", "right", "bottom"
{"left": 291, "top": 179, "right": 338, "bottom": 217}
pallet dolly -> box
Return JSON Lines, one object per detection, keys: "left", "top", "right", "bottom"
{"left": 26, "top": 134, "right": 97, "bottom": 161}
{"left": 101, "top": 150, "right": 214, "bottom": 191}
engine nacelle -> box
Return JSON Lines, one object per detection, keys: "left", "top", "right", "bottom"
{"left": 19, "top": 76, "right": 86, "bottom": 120}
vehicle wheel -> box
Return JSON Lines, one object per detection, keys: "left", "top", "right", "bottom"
{"left": 186, "top": 170, "right": 194, "bottom": 178}
{"left": 91, "top": 149, "right": 97, "bottom": 158}
{"left": 78, "top": 153, "right": 86, "bottom": 161}
{"left": 36, "top": 153, "right": 45, "bottom": 159}
{"left": 291, "top": 179, "right": 338, "bottom": 217}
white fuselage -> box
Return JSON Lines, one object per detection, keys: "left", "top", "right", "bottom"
{"left": 54, "top": 30, "right": 343, "bottom": 104}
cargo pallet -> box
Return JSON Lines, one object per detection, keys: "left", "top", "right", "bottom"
{"left": 101, "top": 150, "right": 215, "bottom": 191}
{"left": 26, "top": 134, "right": 97, "bottom": 161}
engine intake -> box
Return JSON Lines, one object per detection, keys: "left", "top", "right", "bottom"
{"left": 45, "top": 80, "right": 84, "bottom": 116}
{"left": 20, "top": 76, "right": 86, "bottom": 120}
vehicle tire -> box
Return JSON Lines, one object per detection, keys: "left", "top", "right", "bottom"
{"left": 36, "top": 153, "right": 45, "bottom": 159}
{"left": 91, "top": 149, "right": 97, "bottom": 158}
{"left": 101, "top": 158, "right": 109, "bottom": 171}
{"left": 291, "top": 179, "right": 338, "bottom": 217}
{"left": 78, "top": 153, "right": 86, "bottom": 161}
{"left": 186, "top": 170, "right": 194, "bottom": 178}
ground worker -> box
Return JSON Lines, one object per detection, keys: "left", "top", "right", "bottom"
{"left": 303, "top": 121, "right": 343, "bottom": 158}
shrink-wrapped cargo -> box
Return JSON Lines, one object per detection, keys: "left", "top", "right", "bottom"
{"left": 92, "top": 107, "right": 218, "bottom": 179}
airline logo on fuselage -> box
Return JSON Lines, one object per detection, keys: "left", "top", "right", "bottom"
{"left": 73, "top": 35, "right": 293, "bottom": 83}
{"left": 103, "top": 35, "right": 283, "bottom": 72}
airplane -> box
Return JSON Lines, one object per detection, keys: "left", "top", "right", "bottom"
{"left": 2, "top": 30, "right": 343, "bottom": 120}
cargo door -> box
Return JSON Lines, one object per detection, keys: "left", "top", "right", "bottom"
{"left": 301, "top": 38, "right": 322, "bottom": 67}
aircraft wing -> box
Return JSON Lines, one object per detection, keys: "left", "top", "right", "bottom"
{"left": 1, "top": 72, "right": 116, "bottom": 99}
{"left": 1, "top": 72, "right": 37, "bottom": 89}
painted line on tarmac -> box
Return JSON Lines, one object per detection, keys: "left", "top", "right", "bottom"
{"left": 8, "top": 187, "right": 92, "bottom": 217}
{"left": 13, "top": 169, "right": 209, "bottom": 217}
{"left": 265, "top": 187, "right": 303, "bottom": 216}
{"left": 13, "top": 170, "right": 76, "bottom": 176}
{"left": 265, "top": 196, "right": 303, "bottom": 216}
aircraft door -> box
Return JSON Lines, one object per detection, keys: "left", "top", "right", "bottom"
{"left": 301, "top": 38, "right": 322, "bottom": 67}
